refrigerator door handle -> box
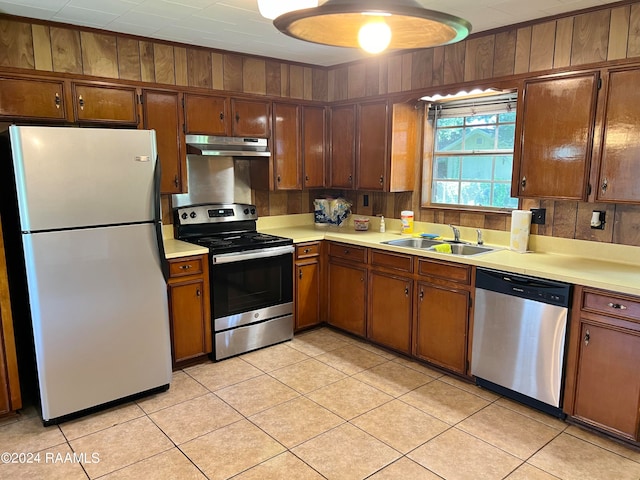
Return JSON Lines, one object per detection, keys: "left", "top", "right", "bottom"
{"left": 153, "top": 155, "right": 169, "bottom": 282}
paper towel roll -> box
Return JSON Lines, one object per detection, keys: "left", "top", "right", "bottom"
{"left": 510, "top": 210, "right": 532, "bottom": 253}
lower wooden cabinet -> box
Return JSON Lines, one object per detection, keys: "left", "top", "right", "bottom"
{"left": 294, "top": 242, "right": 322, "bottom": 331}
{"left": 327, "top": 243, "right": 367, "bottom": 336}
{"left": 563, "top": 287, "right": 640, "bottom": 442}
{"left": 167, "top": 255, "right": 211, "bottom": 367}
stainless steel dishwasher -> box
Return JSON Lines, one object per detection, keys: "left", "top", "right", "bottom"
{"left": 471, "top": 268, "right": 572, "bottom": 417}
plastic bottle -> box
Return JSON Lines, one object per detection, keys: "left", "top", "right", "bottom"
{"left": 379, "top": 216, "right": 385, "bottom": 233}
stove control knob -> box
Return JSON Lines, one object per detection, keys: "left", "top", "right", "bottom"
{"left": 181, "top": 212, "right": 188, "bottom": 220}
{"left": 244, "top": 208, "right": 249, "bottom": 215}
{"left": 250, "top": 208, "right": 256, "bottom": 215}
{"left": 190, "top": 211, "right": 197, "bottom": 218}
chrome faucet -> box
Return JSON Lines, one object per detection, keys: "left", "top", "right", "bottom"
{"left": 449, "top": 224, "right": 460, "bottom": 243}
{"left": 476, "top": 229, "right": 484, "bottom": 245}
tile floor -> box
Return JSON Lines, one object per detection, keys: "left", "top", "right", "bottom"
{"left": 1, "top": 327, "right": 640, "bottom": 480}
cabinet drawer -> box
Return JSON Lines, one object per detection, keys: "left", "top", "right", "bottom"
{"left": 370, "top": 249, "right": 413, "bottom": 273}
{"left": 296, "top": 242, "right": 320, "bottom": 259}
{"left": 328, "top": 242, "right": 367, "bottom": 263}
{"left": 417, "top": 258, "right": 471, "bottom": 285}
{"left": 582, "top": 289, "right": 640, "bottom": 323}
{"left": 168, "top": 257, "right": 204, "bottom": 278}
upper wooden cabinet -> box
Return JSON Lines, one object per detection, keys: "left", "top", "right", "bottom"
{"left": 0, "top": 77, "right": 67, "bottom": 121}
{"left": 272, "top": 102, "right": 301, "bottom": 190}
{"left": 184, "top": 93, "right": 229, "bottom": 135}
{"left": 329, "top": 105, "right": 357, "bottom": 188}
{"left": 513, "top": 71, "right": 599, "bottom": 200}
{"left": 594, "top": 66, "right": 640, "bottom": 203}
{"left": 356, "top": 100, "right": 388, "bottom": 191}
{"left": 231, "top": 99, "right": 270, "bottom": 137}
{"left": 72, "top": 83, "right": 139, "bottom": 125}
{"left": 142, "top": 89, "right": 185, "bottom": 194}
{"left": 302, "top": 105, "right": 326, "bottom": 189}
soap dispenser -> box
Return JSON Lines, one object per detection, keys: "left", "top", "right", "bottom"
{"left": 379, "top": 216, "right": 385, "bottom": 233}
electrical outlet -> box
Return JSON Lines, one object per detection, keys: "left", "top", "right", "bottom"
{"left": 530, "top": 208, "right": 546, "bottom": 225}
{"left": 363, "top": 194, "right": 369, "bottom": 207}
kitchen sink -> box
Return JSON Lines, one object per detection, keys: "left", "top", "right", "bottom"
{"left": 381, "top": 238, "right": 444, "bottom": 249}
{"left": 446, "top": 244, "right": 495, "bottom": 256}
{"left": 381, "top": 237, "right": 498, "bottom": 256}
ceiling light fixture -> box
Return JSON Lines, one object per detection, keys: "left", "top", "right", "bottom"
{"left": 273, "top": 0, "right": 471, "bottom": 55}
{"left": 257, "top": 0, "right": 318, "bottom": 21}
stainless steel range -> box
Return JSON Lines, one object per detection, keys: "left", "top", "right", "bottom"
{"left": 174, "top": 203, "right": 294, "bottom": 360}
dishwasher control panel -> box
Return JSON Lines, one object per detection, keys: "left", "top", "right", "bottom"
{"left": 476, "top": 269, "right": 571, "bottom": 308}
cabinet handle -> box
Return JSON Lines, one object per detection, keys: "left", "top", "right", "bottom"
{"left": 379, "top": 176, "right": 384, "bottom": 185}
{"left": 520, "top": 176, "right": 527, "bottom": 189}
{"left": 179, "top": 264, "right": 192, "bottom": 270}
{"left": 419, "top": 289, "right": 424, "bottom": 301}
{"left": 277, "top": 175, "right": 281, "bottom": 183}
{"left": 607, "top": 302, "right": 627, "bottom": 310}
{"left": 174, "top": 175, "right": 179, "bottom": 188}
{"left": 299, "top": 269, "right": 303, "bottom": 279}
{"left": 235, "top": 112, "right": 240, "bottom": 123}
{"left": 404, "top": 286, "right": 409, "bottom": 297}
{"left": 601, "top": 177, "right": 608, "bottom": 193}
{"left": 348, "top": 175, "right": 352, "bottom": 183}
{"left": 344, "top": 249, "right": 349, "bottom": 254}
{"left": 584, "top": 329, "right": 590, "bottom": 346}
{"left": 219, "top": 112, "right": 224, "bottom": 121}
{"left": 304, "top": 248, "right": 310, "bottom": 253}
{"left": 78, "top": 95, "right": 85, "bottom": 111}
{"left": 305, "top": 175, "right": 309, "bottom": 181}
{"left": 55, "top": 93, "right": 61, "bottom": 109}
{"left": 196, "top": 288, "right": 201, "bottom": 297}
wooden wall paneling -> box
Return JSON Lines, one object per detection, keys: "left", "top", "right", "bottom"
{"left": 0, "top": 19, "right": 34, "bottom": 69}
{"left": 387, "top": 55, "right": 403, "bottom": 93}
{"left": 442, "top": 210, "right": 461, "bottom": 228}
{"left": 575, "top": 201, "right": 614, "bottom": 242}
{"left": 432, "top": 46, "right": 445, "bottom": 86}
{"left": 243, "top": 57, "right": 266, "bottom": 95}
{"left": 377, "top": 57, "right": 389, "bottom": 94}
{"left": 459, "top": 212, "right": 485, "bottom": 228}
{"left": 554, "top": 17, "right": 574, "bottom": 68}
{"left": 286, "top": 191, "right": 303, "bottom": 214}
{"left": 211, "top": 53, "right": 224, "bottom": 90}
{"left": 612, "top": 204, "right": 640, "bottom": 246}
{"left": 514, "top": 26, "right": 532, "bottom": 74}
{"left": 268, "top": 190, "right": 288, "bottom": 215}
{"left": 443, "top": 42, "right": 465, "bottom": 84}
{"left": 187, "top": 48, "right": 211, "bottom": 88}
{"left": 312, "top": 68, "right": 328, "bottom": 101}
{"left": 551, "top": 201, "right": 578, "bottom": 238}
{"left": 289, "top": 64, "right": 304, "bottom": 99}
{"left": 161, "top": 195, "right": 172, "bottom": 225}
{"left": 401, "top": 52, "right": 412, "bottom": 91}
{"left": 81, "top": 32, "right": 117, "bottom": 78}
{"left": 31, "top": 24, "right": 52, "bottom": 71}
{"left": 117, "top": 37, "right": 141, "bottom": 81}
{"left": 464, "top": 35, "right": 495, "bottom": 81}
{"left": 50, "top": 27, "right": 82, "bottom": 74}
{"left": 492, "top": 30, "right": 516, "bottom": 78}
{"left": 303, "top": 67, "right": 313, "bottom": 100}
{"left": 139, "top": 41, "right": 155, "bottom": 83}
{"left": 529, "top": 21, "right": 556, "bottom": 72}
{"left": 365, "top": 60, "right": 380, "bottom": 97}
{"left": 333, "top": 66, "right": 348, "bottom": 101}
{"left": 484, "top": 214, "right": 507, "bottom": 231}
{"left": 348, "top": 63, "right": 366, "bottom": 99}
{"left": 571, "top": 10, "right": 610, "bottom": 66}
{"left": 627, "top": 3, "right": 640, "bottom": 57}
{"left": 253, "top": 189, "right": 270, "bottom": 217}
{"left": 223, "top": 54, "right": 243, "bottom": 92}
{"left": 154, "top": 43, "right": 175, "bottom": 84}
{"left": 266, "top": 60, "right": 281, "bottom": 96}
{"left": 280, "top": 63, "right": 290, "bottom": 97}
{"left": 173, "top": 47, "right": 188, "bottom": 86}
{"left": 327, "top": 68, "right": 335, "bottom": 101}
{"left": 411, "top": 49, "right": 433, "bottom": 90}
{"left": 608, "top": 6, "right": 631, "bottom": 60}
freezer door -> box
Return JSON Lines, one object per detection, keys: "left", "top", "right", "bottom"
{"left": 22, "top": 223, "right": 171, "bottom": 421}
{"left": 9, "top": 126, "right": 158, "bottom": 231}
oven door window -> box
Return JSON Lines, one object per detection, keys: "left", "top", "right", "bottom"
{"left": 212, "top": 253, "right": 293, "bottom": 318}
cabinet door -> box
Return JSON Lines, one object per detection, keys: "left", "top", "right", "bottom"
{"left": 327, "top": 261, "right": 366, "bottom": 336}
{"left": 142, "top": 90, "right": 185, "bottom": 194}
{"left": 184, "top": 94, "right": 229, "bottom": 135}
{"left": 295, "top": 260, "right": 321, "bottom": 330}
{"left": 596, "top": 67, "right": 640, "bottom": 203}
{"left": 329, "top": 105, "right": 356, "bottom": 188}
{"left": 514, "top": 71, "right": 599, "bottom": 200}
{"left": 0, "top": 77, "right": 66, "bottom": 121}
{"left": 168, "top": 278, "right": 211, "bottom": 364}
{"left": 273, "top": 102, "right": 301, "bottom": 190}
{"left": 389, "top": 102, "right": 419, "bottom": 192}
{"left": 73, "top": 83, "right": 139, "bottom": 124}
{"left": 357, "top": 101, "right": 388, "bottom": 191}
{"left": 302, "top": 105, "right": 326, "bottom": 188}
{"left": 231, "top": 99, "right": 270, "bottom": 137}
{"left": 415, "top": 282, "right": 469, "bottom": 374}
{"left": 574, "top": 321, "right": 640, "bottom": 440}
{"left": 368, "top": 271, "right": 412, "bottom": 353}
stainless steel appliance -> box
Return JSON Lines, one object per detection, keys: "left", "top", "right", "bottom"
{"left": 0, "top": 126, "right": 172, "bottom": 424}
{"left": 174, "top": 203, "right": 294, "bottom": 360}
{"left": 471, "top": 268, "right": 572, "bottom": 417}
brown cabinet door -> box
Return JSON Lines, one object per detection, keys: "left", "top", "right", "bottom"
{"left": 142, "top": 90, "right": 185, "bottom": 194}
{"left": 168, "top": 278, "right": 211, "bottom": 364}
{"left": 184, "top": 93, "right": 229, "bottom": 135}
{"left": 368, "top": 271, "right": 412, "bottom": 354}
{"left": 327, "top": 260, "right": 366, "bottom": 336}
{"left": 329, "top": 105, "right": 356, "bottom": 188}
{"left": 295, "top": 260, "right": 321, "bottom": 330}
{"left": 596, "top": 67, "right": 640, "bottom": 203}
{"left": 73, "top": 83, "right": 139, "bottom": 124}
{"left": 273, "top": 102, "right": 301, "bottom": 190}
{"left": 574, "top": 321, "right": 640, "bottom": 440}
{"left": 357, "top": 101, "right": 388, "bottom": 191}
{"left": 302, "top": 105, "right": 326, "bottom": 188}
{"left": 414, "top": 282, "right": 469, "bottom": 374}
{"left": 231, "top": 99, "right": 270, "bottom": 137}
{"left": 0, "top": 77, "right": 66, "bottom": 121}
{"left": 389, "top": 102, "right": 419, "bottom": 192}
{"left": 514, "top": 71, "right": 598, "bottom": 200}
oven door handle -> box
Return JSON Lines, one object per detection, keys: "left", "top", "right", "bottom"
{"left": 212, "top": 245, "right": 294, "bottom": 264}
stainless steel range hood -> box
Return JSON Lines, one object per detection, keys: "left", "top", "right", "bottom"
{"left": 185, "top": 135, "right": 270, "bottom": 157}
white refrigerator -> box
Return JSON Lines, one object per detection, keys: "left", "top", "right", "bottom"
{"left": 2, "top": 126, "right": 172, "bottom": 423}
